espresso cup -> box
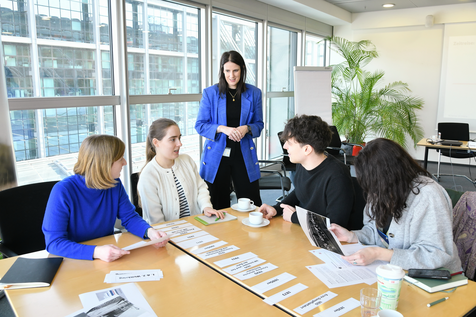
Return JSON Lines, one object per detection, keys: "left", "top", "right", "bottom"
{"left": 249, "top": 211, "right": 263, "bottom": 225}
{"left": 238, "top": 198, "right": 254, "bottom": 210}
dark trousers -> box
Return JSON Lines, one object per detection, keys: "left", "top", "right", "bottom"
{"left": 206, "top": 152, "right": 262, "bottom": 210}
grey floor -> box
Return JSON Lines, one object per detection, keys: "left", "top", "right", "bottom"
{"left": 1, "top": 161, "right": 475, "bottom": 317}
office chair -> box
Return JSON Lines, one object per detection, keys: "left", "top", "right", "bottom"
{"left": 434, "top": 122, "right": 475, "bottom": 184}
{"left": 0, "top": 181, "right": 58, "bottom": 257}
{"left": 258, "top": 160, "right": 292, "bottom": 203}
{"left": 325, "top": 126, "right": 362, "bottom": 166}
{"left": 130, "top": 172, "right": 143, "bottom": 217}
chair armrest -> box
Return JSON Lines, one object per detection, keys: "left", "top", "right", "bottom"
{"left": 258, "top": 160, "right": 288, "bottom": 178}
{"left": 0, "top": 243, "right": 19, "bottom": 258}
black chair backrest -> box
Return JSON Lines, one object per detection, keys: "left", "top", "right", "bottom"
{"left": 131, "top": 172, "right": 143, "bottom": 217}
{"left": 348, "top": 177, "right": 366, "bottom": 230}
{"left": 438, "top": 122, "right": 470, "bottom": 141}
{"left": 327, "top": 126, "right": 342, "bottom": 156}
{"left": 0, "top": 181, "right": 58, "bottom": 256}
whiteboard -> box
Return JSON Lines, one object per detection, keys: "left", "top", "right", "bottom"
{"left": 437, "top": 23, "right": 476, "bottom": 132}
{"left": 293, "top": 66, "right": 332, "bottom": 124}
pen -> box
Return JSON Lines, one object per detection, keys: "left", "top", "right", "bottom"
{"left": 451, "top": 271, "right": 463, "bottom": 276}
{"left": 427, "top": 297, "right": 449, "bottom": 307}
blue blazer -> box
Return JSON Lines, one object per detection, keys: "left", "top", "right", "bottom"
{"left": 195, "top": 84, "right": 264, "bottom": 183}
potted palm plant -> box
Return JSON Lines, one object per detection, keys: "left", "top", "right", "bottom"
{"left": 327, "top": 36, "right": 424, "bottom": 151}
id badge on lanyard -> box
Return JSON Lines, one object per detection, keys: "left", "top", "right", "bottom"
{"left": 377, "top": 229, "right": 390, "bottom": 249}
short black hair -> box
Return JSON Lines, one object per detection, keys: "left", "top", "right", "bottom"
{"left": 281, "top": 115, "right": 332, "bottom": 153}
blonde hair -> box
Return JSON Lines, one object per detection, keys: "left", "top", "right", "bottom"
{"left": 73, "top": 135, "right": 125, "bottom": 189}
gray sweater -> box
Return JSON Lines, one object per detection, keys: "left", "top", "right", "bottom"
{"left": 355, "top": 176, "right": 462, "bottom": 271}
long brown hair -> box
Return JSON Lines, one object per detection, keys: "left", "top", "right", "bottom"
{"left": 354, "top": 138, "right": 432, "bottom": 228}
{"left": 73, "top": 135, "right": 125, "bottom": 189}
{"left": 141, "top": 118, "right": 178, "bottom": 173}
{"left": 218, "top": 50, "right": 247, "bottom": 97}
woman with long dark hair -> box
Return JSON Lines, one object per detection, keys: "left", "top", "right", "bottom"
{"left": 138, "top": 118, "right": 224, "bottom": 224}
{"left": 195, "top": 51, "right": 263, "bottom": 209}
{"left": 330, "top": 138, "right": 461, "bottom": 271}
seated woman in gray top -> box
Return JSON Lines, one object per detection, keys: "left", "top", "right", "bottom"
{"left": 330, "top": 138, "right": 462, "bottom": 271}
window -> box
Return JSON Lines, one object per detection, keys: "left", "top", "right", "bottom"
{"left": 305, "top": 34, "right": 327, "bottom": 66}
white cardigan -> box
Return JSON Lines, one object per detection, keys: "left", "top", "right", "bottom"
{"left": 137, "top": 154, "right": 213, "bottom": 225}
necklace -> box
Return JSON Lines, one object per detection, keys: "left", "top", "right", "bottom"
{"left": 229, "top": 90, "right": 238, "bottom": 102}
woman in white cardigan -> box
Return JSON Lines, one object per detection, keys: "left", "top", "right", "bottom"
{"left": 138, "top": 118, "right": 224, "bottom": 225}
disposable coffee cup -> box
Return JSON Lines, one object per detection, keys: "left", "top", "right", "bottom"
{"left": 376, "top": 264, "right": 405, "bottom": 310}
{"left": 377, "top": 309, "right": 403, "bottom": 317}
{"left": 249, "top": 211, "right": 263, "bottom": 225}
{"left": 238, "top": 198, "right": 254, "bottom": 210}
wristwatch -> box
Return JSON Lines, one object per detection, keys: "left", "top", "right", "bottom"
{"left": 247, "top": 125, "right": 251, "bottom": 134}
{"left": 143, "top": 227, "right": 153, "bottom": 239}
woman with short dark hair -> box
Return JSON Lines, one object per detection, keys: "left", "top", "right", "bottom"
{"left": 330, "top": 138, "right": 462, "bottom": 271}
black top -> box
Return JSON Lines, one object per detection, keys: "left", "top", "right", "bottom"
{"left": 225, "top": 89, "right": 242, "bottom": 154}
{"left": 273, "top": 154, "right": 360, "bottom": 230}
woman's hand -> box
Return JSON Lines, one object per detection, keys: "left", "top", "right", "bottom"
{"left": 280, "top": 203, "right": 295, "bottom": 222}
{"left": 342, "top": 247, "right": 394, "bottom": 266}
{"left": 218, "top": 125, "right": 247, "bottom": 142}
{"left": 329, "top": 223, "right": 355, "bottom": 243}
{"left": 93, "top": 244, "right": 130, "bottom": 262}
{"left": 147, "top": 229, "right": 169, "bottom": 248}
{"left": 204, "top": 207, "right": 225, "bottom": 219}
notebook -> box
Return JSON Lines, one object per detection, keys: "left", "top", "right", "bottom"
{"left": 194, "top": 213, "right": 237, "bottom": 225}
{"left": 404, "top": 270, "right": 468, "bottom": 293}
{"left": 0, "top": 257, "right": 63, "bottom": 290}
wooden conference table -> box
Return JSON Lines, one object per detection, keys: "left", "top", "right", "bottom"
{"left": 0, "top": 232, "right": 287, "bottom": 316}
{"left": 1, "top": 208, "right": 476, "bottom": 316}
{"left": 175, "top": 208, "right": 476, "bottom": 317}
{"left": 416, "top": 138, "right": 476, "bottom": 171}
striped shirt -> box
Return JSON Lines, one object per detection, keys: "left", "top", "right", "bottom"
{"left": 171, "top": 167, "right": 191, "bottom": 218}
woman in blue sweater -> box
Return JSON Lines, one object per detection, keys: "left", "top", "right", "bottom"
{"left": 42, "top": 135, "right": 169, "bottom": 262}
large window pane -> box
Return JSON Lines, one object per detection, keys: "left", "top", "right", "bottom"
{"left": 39, "top": 46, "right": 96, "bottom": 96}
{"left": 1, "top": 0, "right": 29, "bottom": 36}
{"left": 212, "top": 13, "right": 258, "bottom": 86}
{"left": 11, "top": 106, "right": 114, "bottom": 185}
{"left": 129, "top": 102, "right": 200, "bottom": 173}
{"left": 267, "top": 97, "right": 294, "bottom": 158}
{"left": 305, "top": 34, "right": 326, "bottom": 66}
{"left": 267, "top": 26, "right": 297, "bottom": 92}
{"left": 3, "top": 42, "right": 33, "bottom": 97}
{"left": 35, "top": 0, "right": 94, "bottom": 43}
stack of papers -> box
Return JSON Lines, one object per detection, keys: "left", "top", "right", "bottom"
{"left": 104, "top": 270, "right": 163, "bottom": 283}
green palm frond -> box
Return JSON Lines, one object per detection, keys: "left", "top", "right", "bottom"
{"left": 327, "top": 36, "right": 424, "bottom": 148}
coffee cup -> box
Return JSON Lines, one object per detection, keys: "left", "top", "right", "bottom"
{"left": 249, "top": 211, "right": 263, "bottom": 225}
{"left": 238, "top": 198, "right": 254, "bottom": 210}
{"left": 377, "top": 309, "right": 403, "bottom": 317}
{"left": 376, "top": 264, "right": 405, "bottom": 310}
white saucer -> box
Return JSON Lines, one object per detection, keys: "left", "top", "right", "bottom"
{"left": 231, "top": 203, "right": 257, "bottom": 212}
{"left": 241, "top": 218, "right": 270, "bottom": 228}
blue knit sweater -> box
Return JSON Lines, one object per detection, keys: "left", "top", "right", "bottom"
{"left": 42, "top": 174, "right": 150, "bottom": 260}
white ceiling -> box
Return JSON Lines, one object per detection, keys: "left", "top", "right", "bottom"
{"left": 257, "top": 0, "right": 476, "bottom": 25}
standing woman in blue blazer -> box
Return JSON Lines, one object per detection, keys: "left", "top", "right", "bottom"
{"left": 195, "top": 51, "right": 263, "bottom": 209}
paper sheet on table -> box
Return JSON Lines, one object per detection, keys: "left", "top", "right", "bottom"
{"left": 310, "top": 246, "right": 389, "bottom": 274}
{"left": 213, "top": 252, "right": 257, "bottom": 268}
{"left": 191, "top": 241, "right": 228, "bottom": 254}
{"left": 233, "top": 263, "right": 278, "bottom": 280}
{"left": 175, "top": 234, "right": 218, "bottom": 249}
{"left": 306, "top": 263, "right": 376, "bottom": 288}
{"left": 104, "top": 270, "right": 163, "bottom": 283}
{"left": 79, "top": 283, "right": 156, "bottom": 317}
{"left": 223, "top": 257, "right": 266, "bottom": 275}
{"left": 65, "top": 294, "right": 154, "bottom": 317}
{"left": 251, "top": 272, "right": 297, "bottom": 294}
{"left": 166, "top": 225, "right": 202, "bottom": 237}
{"left": 197, "top": 245, "right": 240, "bottom": 259}
{"left": 294, "top": 291, "right": 338, "bottom": 315}
{"left": 296, "top": 206, "right": 347, "bottom": 256}
{"left": 171, "top": 230, "right": 208, "bottom": 243}
{"left": 263, "top": 283, "right": 308, "bottom": 305}
{"left": 153, "top": 220, "right": 188, "bottom": 229}
{"left": 122, "top": 234, "right": 170, "bottom": 251}
{"left": 313, "top": 298, "right": 360, "bottom": 317}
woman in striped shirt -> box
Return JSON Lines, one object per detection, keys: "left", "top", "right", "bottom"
{"left": 138, "top": 118, "right": 225, "bottom": 225}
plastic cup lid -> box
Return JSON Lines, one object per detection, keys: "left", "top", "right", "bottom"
{"left": 376, "top": 264, "right": 405, "bottom": 279}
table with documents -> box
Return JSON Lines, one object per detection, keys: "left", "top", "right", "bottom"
{"left": 417, "top": 138, "right": 476, "bottom": 171}
{"left": 1, "top": 208, "right": 476, "bottom": 316}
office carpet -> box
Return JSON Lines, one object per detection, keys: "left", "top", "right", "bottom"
{"left": 0, "top": 162, "right": 474, "bottom": 317}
